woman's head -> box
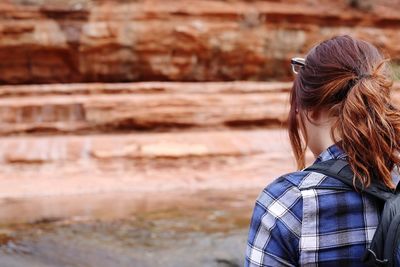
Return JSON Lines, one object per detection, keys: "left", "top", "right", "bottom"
{"left": 289, "top": 35, "right": 400, "bottom": 189}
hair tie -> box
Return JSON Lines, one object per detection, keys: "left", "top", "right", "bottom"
{"left": 358, "top": 73, "right": 372, "bottom": 80}
{"left": 338, "top": 73, "right": 373, "bottom": 101}
{"left": 351, "top": 73, "right": 372, "bottom": 84}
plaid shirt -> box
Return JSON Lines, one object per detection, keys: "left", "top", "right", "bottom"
{"left": 245, "top": 144, "right": 400, "bottom": 266}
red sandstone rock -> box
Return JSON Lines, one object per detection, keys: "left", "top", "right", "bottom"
{"left": 0, "top": 81, "right": 399, "bottom": 135}
{"left": 0, "top": 130, "right": 273, "bottom": 164}
{"left": 1, "top": 79, "right": 399, "bottom": 223}
{"left": 0, "top": 82, "right": 292, "bottom": 135}
{"left": 0, "top": 0, "right": 400, "bottom": 84}
{"left": 1, "top": 0, "right": 400, "bottom": 224}
{"left": 0, "top": 82, "right": 305, "bottom": 223}
{"left": 0, "top": 128, "right": 300, "bottom": 223}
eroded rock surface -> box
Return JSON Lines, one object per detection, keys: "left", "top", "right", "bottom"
{"left": 0, "top": 81, "right": 399, "bottom": 223}
{"left": 1, "top": 0, "right": 400, "bottom": 84}
{"left": 0, "top": 81, "right": 399, "bottom": 135}
{"left": 0, "top": 82, "right": 291, "bottom": 134}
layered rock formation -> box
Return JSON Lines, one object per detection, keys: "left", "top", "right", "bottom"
{"left": 1, "top": 0, "right": 400, "bottom": 225}
{"left": 1, "top": 0, "right": 400, "bottom": 84}
{"left": 0, "top": 81, "right": 296, "bottom": 223}
{"left": 0, "top": 81, "right": 399, "bottom": 224}
{"left": 0, "top": 82, "right": 291, "bottom": 135}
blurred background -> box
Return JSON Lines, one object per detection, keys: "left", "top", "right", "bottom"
{"left": 0, "top": 0, "right": 399, "bottom": 266}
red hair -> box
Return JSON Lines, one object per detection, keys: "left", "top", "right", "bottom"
{"left": 289, "top": 35, "right": 400, "bottom": 189}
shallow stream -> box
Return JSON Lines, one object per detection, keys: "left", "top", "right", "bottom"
{"left": 0, "top": 189, "right": 258, "bottom": 267}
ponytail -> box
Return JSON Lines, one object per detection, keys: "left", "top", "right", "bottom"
{"left": 335, "top": 62, "right": 400, "bottom": 189}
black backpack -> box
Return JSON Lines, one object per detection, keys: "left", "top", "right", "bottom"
{"left": 304, "top": 159, "right": 400, "bottom": 267}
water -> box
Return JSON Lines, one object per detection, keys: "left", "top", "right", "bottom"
{"left": 0, "top": 189, "right": 257, "bottom": 267}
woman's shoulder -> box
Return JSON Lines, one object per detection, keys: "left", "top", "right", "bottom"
{"left": 264, "top": 168, "right": 355, "bottom": 194}
{"left": 255, "top": 171, "right": 307, "bottom": 221}
{"left": 256, "top": 171, "right": 309, "bottom": 205}
{"left": 256, "top": 169, "right": 352, "bottom": 215}
{"left": 261, "top": 169, "right": 328, "bottom": 195}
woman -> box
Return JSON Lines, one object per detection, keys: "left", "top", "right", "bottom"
{"left": 245, "top": 35, "right": 400, "bottom": 266}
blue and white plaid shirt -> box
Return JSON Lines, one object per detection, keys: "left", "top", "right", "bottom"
{"left": 245, "top": 144, "right": 400, "bottom": 266}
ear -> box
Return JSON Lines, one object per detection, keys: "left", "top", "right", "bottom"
{"left": 303, "top": 109, "right": 320, "bottom": 124}
{"left": 308, "top": 110, "right": 321, "bottom": 121}
{"left": 308, "top": 109, "right": 334, "bottom": 126}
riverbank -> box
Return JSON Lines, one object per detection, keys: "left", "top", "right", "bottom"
{"left": 0, "top": 189, "right": 257, "bottom": 267}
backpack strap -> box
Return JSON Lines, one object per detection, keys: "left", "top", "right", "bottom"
{"left": 304, "top": 159, "right": 394, "bottom": 201}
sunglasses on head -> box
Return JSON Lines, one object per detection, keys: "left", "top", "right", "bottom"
{"left": 291, "top": 57, "right": 306, "bottom": 74}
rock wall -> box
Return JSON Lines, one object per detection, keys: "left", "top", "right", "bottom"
{"left": 1, "top": 0, "right": 400, "bottom": 224}
{"left": 0, "top": 82, "right": 291, "bottom": 135}
{"left": 1, "top": 0, "right": 400, "bottom": 84}
{"left": 0, "top": 81, "right": 296, "bottom": 223}
{"left": 1, "top": 81, "right": 400, "bottom": 224}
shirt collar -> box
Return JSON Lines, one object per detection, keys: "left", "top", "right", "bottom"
{"left": 309, "top": 143, "right": 400, "bottom": 187}
{"left": 313, "top": 143, "right": 347, "bottom": 164}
